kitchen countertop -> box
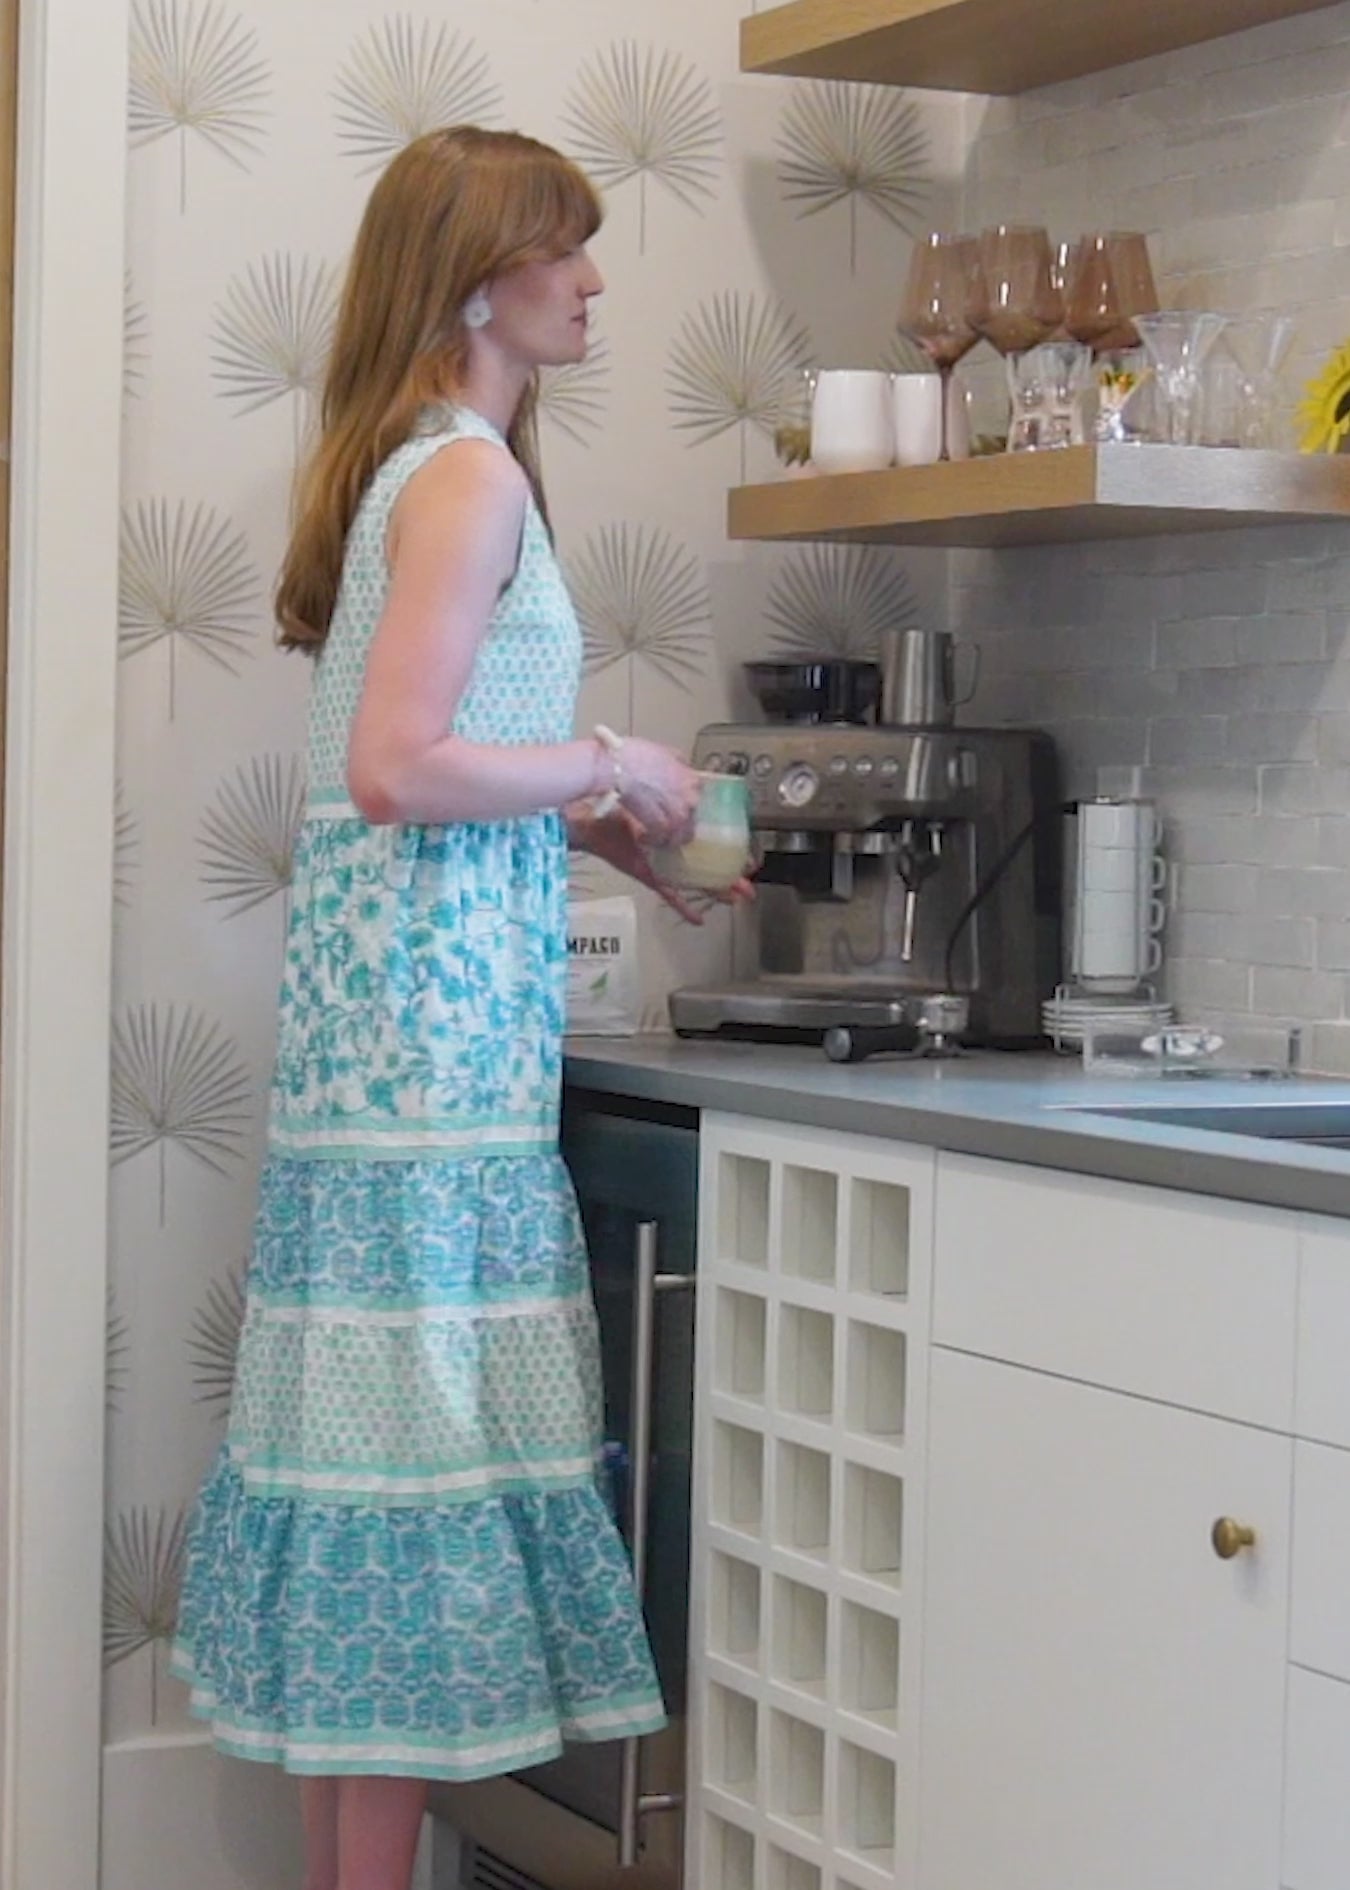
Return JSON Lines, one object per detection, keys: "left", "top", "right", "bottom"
{"left": 564, "top": 1034, "right": 1350, "bottom": 1220}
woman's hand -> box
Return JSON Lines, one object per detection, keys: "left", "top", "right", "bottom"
{"left": 569, "top": 805, "right": 755, "bottom": 925}
{"left": 606, "top": 736, "right": 701, "bottom": 843}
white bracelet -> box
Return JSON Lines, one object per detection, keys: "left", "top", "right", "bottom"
{"left": 592, "top": 723, "right": 624, "bottom": 816}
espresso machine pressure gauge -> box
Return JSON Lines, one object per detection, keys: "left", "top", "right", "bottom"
{"left": 777, "top": 763, "right": 819, "bottom": 809}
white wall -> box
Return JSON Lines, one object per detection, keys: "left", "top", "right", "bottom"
{"left": 2, "top": 0, "right": 125, "bottom": 1884}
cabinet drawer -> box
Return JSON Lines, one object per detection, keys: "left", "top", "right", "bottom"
{"left": 1284, "top": 1665, "right": 1350, "bottom": 1890}
{"left": 1291, "top": 1441, "right": 1350, "bottom": 1683}
{"left": 933, "top": 1153, "right": 1298, "bottom": 1428}
{"left": 1295, "top": 1223, "right": 1350, "bottom": 1448}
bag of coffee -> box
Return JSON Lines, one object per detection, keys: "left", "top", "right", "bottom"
{"left": 566, "top": 896, "right": 640, "bottom": 1035}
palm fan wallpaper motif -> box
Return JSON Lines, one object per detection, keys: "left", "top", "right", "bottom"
{"left": 109, "top": 1003, "right": 253, "bottom": 1225}
{"left": 124, "top": 273, "right": 150, "bottom": 399}
{"left": 569, "top": 522, "right": 711, "bottom": 730}
{"left": 764, "top": 544, "right": 921, "bottom": 660}
{"left": 332, "top": 16, "right": 501, "bottom": 169}
{"left": 211, "top": 252, "right": 340, "bottom": 461}
{"left": 562, "top": 40, "right": 720, "bottom": 253}
{"left": 880, "top": 326, "right": 932, "bottom": 377}
{"left": 114, "top": 780, "right": 140, "bottom": 910}
{"left": 103, "top": 1504, "right": 189, "bottom": 1724}
{"left": 127, "top": 0, "right": 269, "bottom": 213}
{"left": 187, "top": 1261, "right": 247, "bottom": 1408}
{"left": 539, "top": 328, "right": 612, "bottom": 446}
{"left": 667, "top": 291, "right": 813, "bottom": 481}
{"left": 776, "top": 83, "right": 928, "bottom": 274}
{"left": 106, "top": 1286, "right": 131, "bottom": 1416}
{"left": 198, "top": 752, "right": 305, "bottom": 920}
{"left": 118, "top": 499, "right": 260, "bottom": 721}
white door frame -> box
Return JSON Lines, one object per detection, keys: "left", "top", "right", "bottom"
{"left": 0, "top": 0, "right": 128, "bottom": 1885}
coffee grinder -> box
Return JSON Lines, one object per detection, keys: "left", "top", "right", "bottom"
{"left": 667, "top": 633, "right": 1061, "bottom": 1060}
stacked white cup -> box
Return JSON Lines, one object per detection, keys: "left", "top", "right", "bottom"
{"left": 1071, "top": 798, "right": 1166, "bottom": 995}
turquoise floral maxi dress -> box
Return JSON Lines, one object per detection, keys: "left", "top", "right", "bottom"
{"left": 171, "top": 406, "right": 666, "bottom": 1779}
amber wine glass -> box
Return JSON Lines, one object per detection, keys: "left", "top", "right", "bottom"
{"left": 898, "top": 233, "right": 983, "bottom": 462}
{"left": 1064, "top": 234, "right": 1124, "bottom": 352}
{"left": 973, "top": 225, "right": 1063, "bottom": 357}
{"left": 1097, "top": 231, "right": 1160, "bottom": 351}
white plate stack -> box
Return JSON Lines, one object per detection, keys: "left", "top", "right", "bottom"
{"left": 1042, "top": 985, "right": 1173, "bottom": 1054}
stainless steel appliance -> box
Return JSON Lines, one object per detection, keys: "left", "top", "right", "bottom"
{"left": 879, "top": 627, "right": 978, "bottom": 727}
{"left": 668, "top": 701, "right": 1061, "bottom": 1060}
{"left": 431, "top": 1091, "right": 697, "bottom": 1890}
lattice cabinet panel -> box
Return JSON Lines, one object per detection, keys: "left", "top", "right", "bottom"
{"left": 687, "top": 1115, "right": 935, "bottom": 1890}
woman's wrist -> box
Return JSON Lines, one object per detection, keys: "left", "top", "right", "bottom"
{"left": 591, "top": 724, "right": 624, "bottom": 813}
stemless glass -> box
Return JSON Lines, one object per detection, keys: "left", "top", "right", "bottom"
{"left": 771, "top": 366, "right": 818, "bottom": 471}
{"left": 1007, "top": 342, "right": 1093, "bottom": 451}
{"left": 972, "top": 225, "right": 1063, "bottom": 357}
{"left": 898, "top": 233, "right": 984, "bottom": 462}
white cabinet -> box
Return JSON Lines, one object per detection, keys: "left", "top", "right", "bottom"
{"left": 684, "top": 1118, "right": 1350, "bottom": 1890}
{"left": 687, "top": 1113, "right": 936, "bottom": 1890}
{"left": 919, "top": 1346, "right": 1291, "bottom": 1890}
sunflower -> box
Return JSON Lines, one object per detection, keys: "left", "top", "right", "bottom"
{"left": 1298, "top": 340, "right": 1350, "bottom": 453}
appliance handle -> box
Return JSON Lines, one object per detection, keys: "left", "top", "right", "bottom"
{"left": 618, "top": 1218, "right": 694, "bottom": 1869}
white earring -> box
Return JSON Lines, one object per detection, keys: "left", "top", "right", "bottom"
{"left": 462, "top": 288, "right": 492, "bottom": 330}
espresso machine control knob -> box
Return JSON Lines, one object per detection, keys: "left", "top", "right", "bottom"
{"left": 724, "top": 751, "right": 750, "bottom": 775}
{"left": 778, "top": 762, "right": 820, "bottom": 810}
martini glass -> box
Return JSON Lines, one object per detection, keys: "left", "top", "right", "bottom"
{"left": 1222, "top": 313, "right": 1296, "bottom": 448}
{"left": 1133, "top": 312, "right": 1229, "bottom": 445}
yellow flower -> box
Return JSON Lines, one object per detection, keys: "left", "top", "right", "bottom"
{"left": 1298, "top": 340, "right": 1350, "bottom": 454}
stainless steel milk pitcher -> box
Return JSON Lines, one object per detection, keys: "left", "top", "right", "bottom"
{"left": 880, "top": 628, "right": 980, "bottom": 727}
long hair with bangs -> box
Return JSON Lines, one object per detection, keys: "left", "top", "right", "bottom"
{"left": 275, "top": 125, "right": 602, "bottom": 652}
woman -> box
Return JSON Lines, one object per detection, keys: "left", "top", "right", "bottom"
{"left": 171, "top": 125, "right": 717, "bottom": 1890}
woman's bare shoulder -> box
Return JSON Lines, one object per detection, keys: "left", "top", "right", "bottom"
{"left": 388, "top": 432, "right": 528, "bottom": 560}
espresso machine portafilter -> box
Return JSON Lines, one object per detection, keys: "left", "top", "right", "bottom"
{"left": 667, "top": 631, "right": 1061, "bottom": 1059}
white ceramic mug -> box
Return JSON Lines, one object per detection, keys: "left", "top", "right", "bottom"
{"left": 1072, "top": 798, "right": 1166, "bottom": 993}
{"left": 810, "top": 369, "right": 894, "bottom": 474}
{"left": 889, "top": 373, "right": 971, "bottom": 466}
{"left": 891, "top": 375, "right": 944, "bottom": 467}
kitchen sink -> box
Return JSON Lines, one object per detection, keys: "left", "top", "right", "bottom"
{"left": 1078, "top": 1099, "right": 1350, "bottom": 1150}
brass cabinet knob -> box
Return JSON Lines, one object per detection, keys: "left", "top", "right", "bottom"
{"left": 1211, "top": 1517, "right": 1256, "bottom": 1560}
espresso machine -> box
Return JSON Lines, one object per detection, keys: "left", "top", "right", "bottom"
{"left": 668, "top": 634, "right": 1061, "bottom": 1061}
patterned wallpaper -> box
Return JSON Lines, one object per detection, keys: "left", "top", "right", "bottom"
{"left": 106, "top": 0, "right": 963, "bottom": 1744}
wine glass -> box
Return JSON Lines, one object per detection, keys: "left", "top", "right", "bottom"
{"left": 972, "top": 225, "right": 1063, "bottom": 357}
{"left": 1064, "top": 236, "right": 1124, "bottom": 352}
{"left": 1096, "top": 232, "right": 1160, "bottom": 350}
{"left": 898, "top": 233, "right": 984, "bottom": 462}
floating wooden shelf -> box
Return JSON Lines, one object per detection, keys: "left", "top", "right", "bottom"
{"left": 727, "top": 447, "right": 1350, "bottom": 550}
{"left": 740, "top": 0, "right": 1344, "bottom": 94}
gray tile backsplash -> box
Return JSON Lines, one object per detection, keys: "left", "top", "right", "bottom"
{"left": 951, "top": 0, "right": 1350, "bottom": 1070}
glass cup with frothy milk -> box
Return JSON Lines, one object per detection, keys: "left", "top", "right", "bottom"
{"left": 647, "top": 772, "right": 751, "bottom": 892}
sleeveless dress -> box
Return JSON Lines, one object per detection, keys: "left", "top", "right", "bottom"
{"left": 170, "top": 405, "right": 666, "bottom": 1779}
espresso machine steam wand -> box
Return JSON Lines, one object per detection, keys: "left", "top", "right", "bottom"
{"left": 894, "top": 819, "right": 943, "bottom": 963}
